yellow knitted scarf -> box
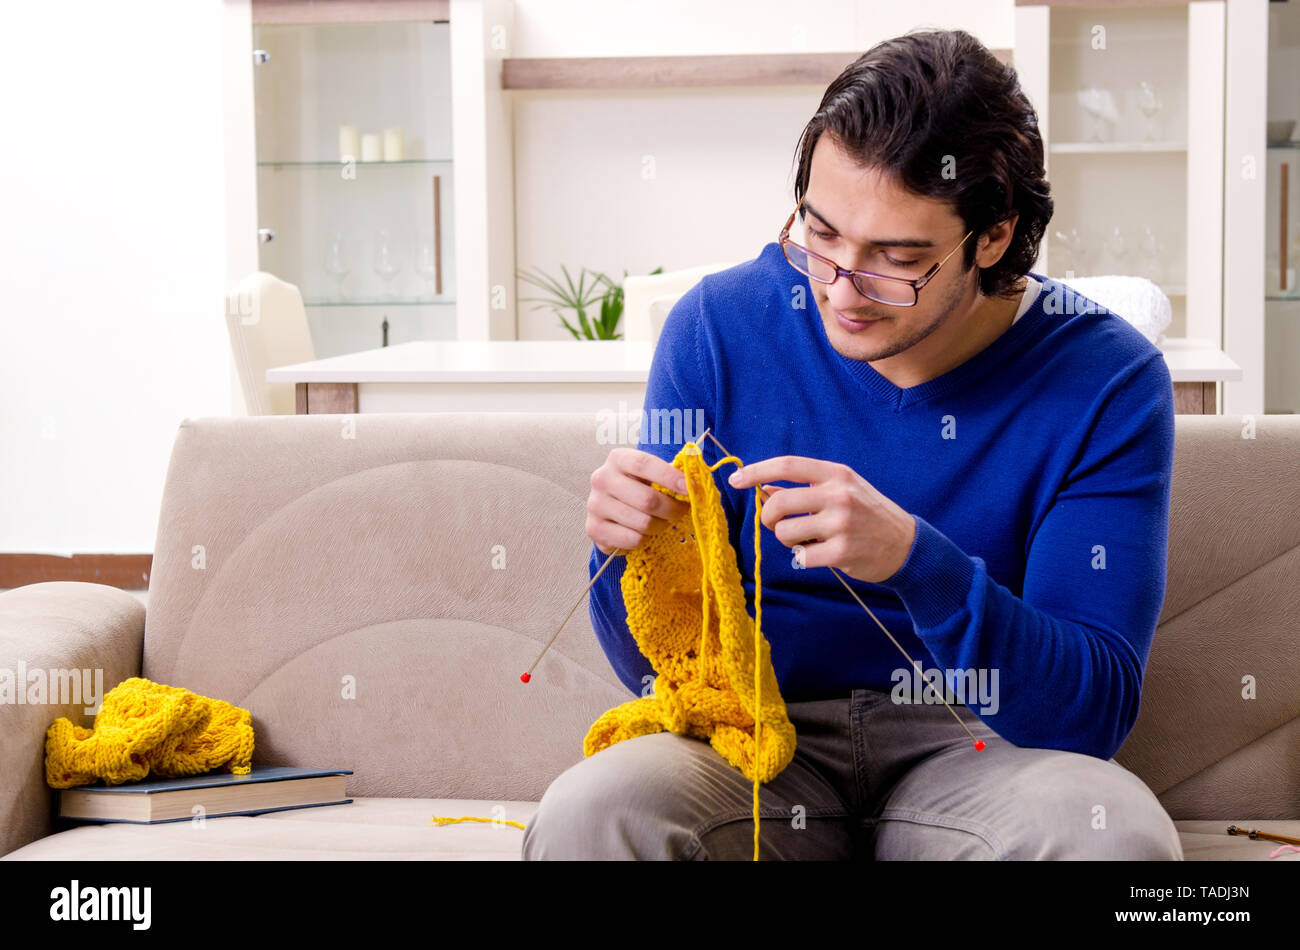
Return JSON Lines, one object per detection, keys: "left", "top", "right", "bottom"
{"left": 45, "top": 677, "right": 254, "bottom": 788}
{"left": 582, "top": 441, "right": 796, "bottom": 859}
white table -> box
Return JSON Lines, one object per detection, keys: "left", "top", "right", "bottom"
{"left": 267, "top": 340, "right": 653, "bottom": 414}
{"left": 266, "top": 337, "right": 1240, "bottom": 415}
{"left": 1159, "top": 337, "right": 1243, "bottom": 414}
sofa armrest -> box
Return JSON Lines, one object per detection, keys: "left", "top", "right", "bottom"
{"left": 0, "top": 582, "right": 144, "bottom": 857}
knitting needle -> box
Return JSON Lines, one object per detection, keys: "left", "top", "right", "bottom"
{"left": 1227, "top": 825, "right": 1300, "bottom": 847}
{"left": 520, "top": 427, "right": 712, "bottom": 683}
{"left": 702, "top": 430, "right": 987, "bottom": 751}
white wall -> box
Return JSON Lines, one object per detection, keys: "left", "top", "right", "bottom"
{"left": 0, "top": 1, "right": 235, "bottom": 554}
{"left": 508, "top": 0, "right": 1016, "bottom": 338}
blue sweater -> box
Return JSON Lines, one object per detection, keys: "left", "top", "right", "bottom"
{"left": 587, "top": 240, "right": 1175, "bottom": 760}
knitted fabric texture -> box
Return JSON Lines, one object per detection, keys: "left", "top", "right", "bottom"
{"left": 45, "top": 676, "right": 254, "bottom": 788}
{"left": 583, "top": 441, "right": 796, "bottom": 857}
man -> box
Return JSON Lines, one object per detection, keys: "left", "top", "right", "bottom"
{"left": 522, "top": 28, "right": 1182, "bottom": 860}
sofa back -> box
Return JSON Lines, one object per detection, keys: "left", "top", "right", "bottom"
{"left": 143, "top": 412, "right": 1300, "bottom": 818}
{"left": 1116, "top": 414, "right": 1299, "bottom": 820}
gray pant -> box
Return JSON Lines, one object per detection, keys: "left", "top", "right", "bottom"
{"left": 521, "top": 688, "right": 1184, "bottom": 860}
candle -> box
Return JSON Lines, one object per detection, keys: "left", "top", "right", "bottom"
{"left": 360, "top": 133, "right": 382, "bottom": 163}
{"left": 383, "top": 127, "right": 404, "bottom": 162}
{"left": 338, "top": 123, "right": 359, "bottom": 162}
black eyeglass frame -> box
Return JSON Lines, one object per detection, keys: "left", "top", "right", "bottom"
{"left": 779, "top": 196, "right": 974, "bottom": 307}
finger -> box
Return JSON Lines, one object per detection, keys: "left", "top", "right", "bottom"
{"left": 771, "top": 510, "right": 836, "bottom": 551}
{"left": 589, "top": 493, "right": 674, "bottom": 546}
{"left": 728, "top": 455, "right": 835, "bottom": 490}
{"left": 787, "top": 537, "right": 840, "bottom": 570}
{"left": 754, "top": 484, "right": 823, "bottom": 530}
{"left": 617, "top": 448, "right": 688, "bottom": 496}
{"left": 606, "top": 472, "right": 690, "bottom": 525}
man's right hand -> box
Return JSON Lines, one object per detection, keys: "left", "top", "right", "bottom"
{"left": 586, "top": 448, "right": 692, "bottom": 555}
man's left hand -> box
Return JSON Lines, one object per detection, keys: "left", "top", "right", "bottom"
{"left": 727, "top": 456, "right": 917, "bottom": 584}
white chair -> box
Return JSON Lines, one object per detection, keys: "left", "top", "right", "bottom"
{"left": 225, "top": 271, "right": 315, "bottom": 415}
{"left": 622, "top": 262, "right": 737, "bottom": 344}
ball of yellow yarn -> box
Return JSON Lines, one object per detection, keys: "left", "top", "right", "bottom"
{"left": 45, "top": 677, "right": 254, "bottom": 788}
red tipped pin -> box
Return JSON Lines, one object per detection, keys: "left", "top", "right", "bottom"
{"left": 974, "top": 740, "right": 986, "bottom": 751}
{"left": 520, "top": 672, "right": 531, "bottom": 683}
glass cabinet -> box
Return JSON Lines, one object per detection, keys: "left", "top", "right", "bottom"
{"left": 1265, "top": 0, "right": 1299, "bottom": 414}
{"left": 1031, "top": 4, "right": 1200, "bottom": 337}
{"left": 251, "top": 19, "right": 456, "bottom": 359}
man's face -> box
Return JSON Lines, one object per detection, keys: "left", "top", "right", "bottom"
{"left": 798, "top": 135, "right": 977, "bottom": 364}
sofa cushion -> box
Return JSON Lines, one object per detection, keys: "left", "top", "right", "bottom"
{"left": 3, "top": 801, "right": 1296, "bottom": 860}
{"left": 0, "top": 798, "right": 538, "bottom": 860}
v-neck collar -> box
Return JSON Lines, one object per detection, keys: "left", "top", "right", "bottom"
{"left": 799, "top": 259, "right": 1051, "bottom": 411}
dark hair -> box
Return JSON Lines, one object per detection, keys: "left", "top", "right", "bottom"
{"left": 791, "top": 28, "right": 1053, "bottom": 299}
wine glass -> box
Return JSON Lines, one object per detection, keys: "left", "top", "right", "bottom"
{"left": 324, "top": 232, "right": 351, "bottom": 301}
{"left": 1137, "top": 81, "right": 1162, "bottom": 142}
{"left": 1051, "top": 228, "right": 1076, "bottom": 277}
{"left": 1104, "top": 225, "right": 1128, "bottom": 274}
{"left": 1137, "top": 223, "right": 1163, "bottom": 285}
{"left": 1080, "top": 83, "right": 1112, "bottom": 143}
{"left": 372, "top": 229, "right": 402, "bottom": 301}
{"left": 1074, "top": 227, "right": 1096, "bottom": 277}
{"left": 1052, "top": 226, "right": 1091, "bottom": 278}
{"left": 415, "top": 239, "right": 439, "bottom": 297}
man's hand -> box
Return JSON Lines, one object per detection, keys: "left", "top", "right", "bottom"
{"left": 727, "top": 456, "right": 917, "bottom": 584}
{"left": 587, "top": 448, "right": 692, "bottom": 555}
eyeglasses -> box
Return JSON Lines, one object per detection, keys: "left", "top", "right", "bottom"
{"left": 779, "top": 196, "right": 973, "bottom": 307}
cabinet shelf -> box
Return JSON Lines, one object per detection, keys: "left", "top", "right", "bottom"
{"left": 305, "top": 298, "right": 456, "bottom": 307}
{"left": 501, "top": 50, "right": 1012, "bottom": 90}
{"left": 257, "top": 159, "right": 452, "bottom": 168}
{"left": 1048, "top": 141, "right": 1186, "bottom": 154}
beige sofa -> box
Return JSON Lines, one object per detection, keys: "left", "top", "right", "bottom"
{"left": 2, "top": 411, "right": 1298, "bottom": 860}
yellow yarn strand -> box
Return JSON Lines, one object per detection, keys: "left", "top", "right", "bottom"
{"left": 429, "top": 814, "right": 526, "bottom": 830}
{"left": 753, "top": 483, "right": 763, "bottom": 861}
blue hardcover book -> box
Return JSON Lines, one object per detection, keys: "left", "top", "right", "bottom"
{"left": 57, "top": 766, "right": 354, "bottom": 824}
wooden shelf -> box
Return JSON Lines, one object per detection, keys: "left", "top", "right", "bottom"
{"left": 501, "top": 49, "right": 1013, "bottom": 90}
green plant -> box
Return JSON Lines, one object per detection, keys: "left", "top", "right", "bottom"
{"left": 517, "top": 264, "right": 662, "bottom": 340}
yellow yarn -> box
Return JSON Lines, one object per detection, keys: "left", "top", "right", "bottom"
{"left": 583, "top": 441, "right": 795, "bottom": 860}
{"left": 429, "top": 814, "right": 527, "bottom": 830}
{"left": 430, "top": 442, "right": 793, "bottom": 860}
{"left": 44, "top": 676, "right": 254, "bottom": 788}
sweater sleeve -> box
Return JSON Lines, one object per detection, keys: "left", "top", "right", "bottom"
{"left": 878, "top": 354, "right": 1176, "bottom": 759}
{"left": 586, "top": 283, "right": 716, "bottom": 697}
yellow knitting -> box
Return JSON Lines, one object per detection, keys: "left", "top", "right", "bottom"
{"left": 430, "top": 441, "right": 794, "bottom": 859}
{"left": 583, "top": 440, "right": 796, "bottom": 859}
{"left": 44, "top": 677, "right": 254, "bottom": 788}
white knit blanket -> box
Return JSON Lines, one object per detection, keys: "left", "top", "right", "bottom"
{"left": 1055, "top": 275, "right": 1173, "bottom": 346}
